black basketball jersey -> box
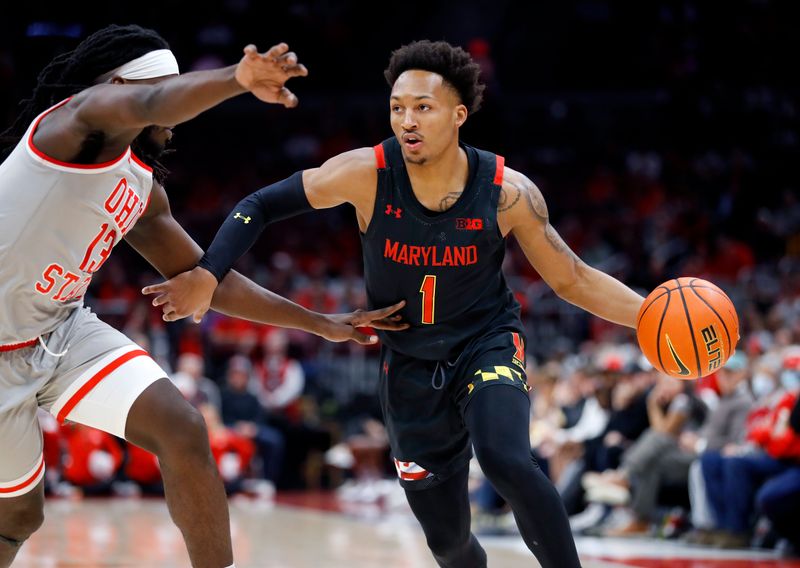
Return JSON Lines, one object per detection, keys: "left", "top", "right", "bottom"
{"left": 360, "top": 137, "right": 523, "bottom": 362}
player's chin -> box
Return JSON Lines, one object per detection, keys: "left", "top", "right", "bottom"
{"left": 403, "top": 151, "right": 427, "bottom": 165}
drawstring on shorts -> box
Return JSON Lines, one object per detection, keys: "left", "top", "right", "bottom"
{"left": 38, "top": 335, "right": 69, "bottom": 358}
{"left": 432, "top": 361, "right": 446, "bottom": 390}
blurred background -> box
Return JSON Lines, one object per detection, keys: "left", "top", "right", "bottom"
{"left": 4, "top": 0, "right": 800, "bottom": 557}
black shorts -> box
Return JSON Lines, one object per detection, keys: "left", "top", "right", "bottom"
{"left": 378, "top": 324, "right": 530, "bottom": 490}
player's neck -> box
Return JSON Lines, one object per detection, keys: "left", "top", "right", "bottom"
{"left": 405, "top": 142, "right": 468, "bottom": 210}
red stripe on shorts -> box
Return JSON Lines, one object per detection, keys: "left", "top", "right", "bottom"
{"left": 56, "top": 349, "right": 149, "bottom": 424}
{"left": 0, "top": 457, "right": 43, "bottom": 494}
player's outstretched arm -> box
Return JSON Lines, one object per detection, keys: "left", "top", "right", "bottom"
{"left": 497, "top": 167, "right": 644, "bottom": 328}
{"left": 34, "top": 43, "right": 308, "bottom": 157}
{"left": 127, "top": 182, "right": 408, "bottom": 344}
{"left": 146, "top": 148, "right": 376, "bottom": 321}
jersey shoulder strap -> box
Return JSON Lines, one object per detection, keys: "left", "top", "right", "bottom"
{"left": 493, "top": 154, "right": 505, "bottom": 186}
{"left": 373, "top": 143, "right": 387, "bottom": 170}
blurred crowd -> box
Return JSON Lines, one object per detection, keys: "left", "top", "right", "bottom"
{"left": 470, "top": 339, "right": 800, "bottom": 556}
{"left": 4, "top": 0, "right": 799, "bottom": 554}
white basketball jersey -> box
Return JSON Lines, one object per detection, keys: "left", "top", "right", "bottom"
{"left": 0, "top": 99, "right": 153, "bottom": 345}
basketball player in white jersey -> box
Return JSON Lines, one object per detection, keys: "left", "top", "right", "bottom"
{"left": 0, "top": 24, "right": 406, "bottom": 568}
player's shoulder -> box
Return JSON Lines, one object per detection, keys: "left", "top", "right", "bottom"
{"left": 500, "top": 164, "right": 537, "bottom": 193}
{"left": 496, "top": 163, "right": 549, "bottom": 223}
{"left": 321, "top": 147, "right": 379, "bottom": 174}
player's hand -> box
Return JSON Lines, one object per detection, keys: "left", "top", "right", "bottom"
{"left": 318, "top": 300, "right": 410, "bottom": 345}
{"left": 141, "top": 266, "right": 219, "bottom": 323}
{"left": 235, "top": 43, "right": 308, "bottom": 107}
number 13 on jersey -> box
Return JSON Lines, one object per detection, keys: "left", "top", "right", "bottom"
{"left": 419, "top": 275, "right": 437, "bottom": 325}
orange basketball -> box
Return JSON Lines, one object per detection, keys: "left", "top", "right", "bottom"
{"left": 636, "top": 277, "right": 739, "bottom": 380}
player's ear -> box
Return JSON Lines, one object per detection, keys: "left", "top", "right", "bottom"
{"left": 455, "top": 104, "right": 468, "bottom": 128}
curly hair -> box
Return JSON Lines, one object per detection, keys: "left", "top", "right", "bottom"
{"left": 1, "top": 24, "right": 171, "bottom": 179}
{"left": 384, "top": 40, "right": 485, "bottom": 114}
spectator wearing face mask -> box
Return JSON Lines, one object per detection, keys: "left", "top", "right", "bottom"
{"left": 698, "top": 347, "right": 800, "bottom": 549}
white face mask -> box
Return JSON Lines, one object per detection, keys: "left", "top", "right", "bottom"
{"left": 780, "top": 370, "right": 800, "bottom": 392}
{"left": 752, "top": 373, "right": 776, "bottom": 398}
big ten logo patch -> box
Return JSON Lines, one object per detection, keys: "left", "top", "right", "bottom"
{"left": 456, "top": 218, "right": 483, "bottom": 231}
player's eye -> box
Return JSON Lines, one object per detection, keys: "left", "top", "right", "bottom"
{"left": 419, "top": 104, "right": 431, "bottom": 111}
{"left": 391, "top": 105, "right": 402, "bottom": 113}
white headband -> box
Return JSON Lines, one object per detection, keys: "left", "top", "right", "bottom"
{"left": 99, "top": 49, "right": 180, "bottom": 82}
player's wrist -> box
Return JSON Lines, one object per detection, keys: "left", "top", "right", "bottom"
{"left": 311, "top": 312, "right": 337, "bottom": 339}
{"left": 192, "top": 265, "right": 221, "bottom": 290}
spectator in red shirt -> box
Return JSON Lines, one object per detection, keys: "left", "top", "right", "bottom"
{"left": 700, "top": 353, "right": 800, "bottom": 549}
{"left": 60, "top": 423, "right": 124, "bottom": 495}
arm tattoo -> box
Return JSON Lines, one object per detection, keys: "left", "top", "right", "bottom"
{"left": 545, "top": 224, "right": 582, "bottom": 265}
{"left": 498, "top": 184, "right": 522, "bottom": 212}
{"left": 438, "top": 191, "right": 463, "bottom": 212}
{"left": 502, "top": 178, "right": 549, "bottom": 223}
{"left": 524, "top": 182, "right": 549, "bottom": 224}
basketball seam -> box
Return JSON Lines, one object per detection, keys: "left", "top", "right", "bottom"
{"left": 676, "top": 280, "right": 701, "bottom": 379}
{"left": 636, "top": 285, "right": 671, "bottom": 327}
{"left": 688, "top": 285, "right": 732, "bottom": 351}
{"left": 688, "top": 280, "right": 738, "bottom": 333}
{"left": 655, "top": 289, "right": 671, "bottom": 374}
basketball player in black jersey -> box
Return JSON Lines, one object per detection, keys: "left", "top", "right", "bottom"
{"left": 145, "top": 41, "right": 646, "bottom": 568}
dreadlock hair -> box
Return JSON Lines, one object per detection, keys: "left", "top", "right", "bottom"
{"left": 384, "top": 40, "right": 485, "bottom": 114}
{"left": 1, "top": 24, "right": 171, "bottom": 180}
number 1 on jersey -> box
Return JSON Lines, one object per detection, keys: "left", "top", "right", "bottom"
{"left": 419, "top": 275, "right": 437, "bottom": 325}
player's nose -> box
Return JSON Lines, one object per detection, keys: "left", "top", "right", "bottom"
{"left": 401, "top": 111, "right": 418, "bottom": 130}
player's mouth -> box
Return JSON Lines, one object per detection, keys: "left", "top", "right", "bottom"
{"left": 402, "top": 133, "right": 423, "bottom": 151}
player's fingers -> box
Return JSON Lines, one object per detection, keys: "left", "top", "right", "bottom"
{"left": 369, "top": 321, "right": 410, "bottom": 331}
{"left": 279, "top": 87, "right": 299, "bottom": 108}
{"left": 265, "top": 42, "right": 289, "bottom": 60}
{"left": 349, "top": 329, "right": 378, "bottom": 345}
{"left": 361, "top": 300, "right": 406, "bottom": 323}
{"left": 151, "top": 294, "right": 170, "bottom": 307}
{"left": 162, "top": 306, "right": 178, "bottom": 322}
{"left": 192, "top": 307, "right": 209, "bottom": 324}
{"left": 277, "top": 51, "right": 298, "bottom": 67}
{"left": 243, "top": 44, "right": 259, "bottom": 59}
{"left": 141, "top": 283, "right": 167, "bottom": 296}
{"left": 284, "top": 64, "right": 309, "bottom": 78}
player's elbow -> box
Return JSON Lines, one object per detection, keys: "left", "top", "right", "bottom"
{"left": 552, "top": 260, "right": 598, "bottom": 302}
{"left": 551, "top": 278, "right": 578, "bottom": 301}
{"left": 550, "top": 267, "right": 585, "bottom": 301}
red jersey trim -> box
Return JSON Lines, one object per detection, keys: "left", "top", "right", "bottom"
{"left": 0, "top": 338, "right": 38, "bottom": 352}
{"left": 493, "top": 155, "right": 505, "bottom": 186}
{"left": 56, "top": 349, "right": 149, "bottom": 424}
{"left": 373, "top": 144, "right": 386, "bottom": 169}
{"left": 0, "top": 456, "right": 44, "bottom": 494}
{"left": 130, "top": 152, "right": 154, "bottom": 173}
{"left": 27, "top": 98, "right": 131, "bottom": 171}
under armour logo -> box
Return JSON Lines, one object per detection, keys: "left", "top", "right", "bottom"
{"left": 385, "top": 205, "right": 403, "bottom": 219}
{"left": 234, "top": 212, "right": 251, "bottom": 224}
{"left": 383, "top": 361, "right": 389, "bottom": 375}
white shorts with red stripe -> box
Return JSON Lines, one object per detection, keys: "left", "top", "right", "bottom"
{"left": 0, "top": 307, "right": 166, "bottom": 497}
